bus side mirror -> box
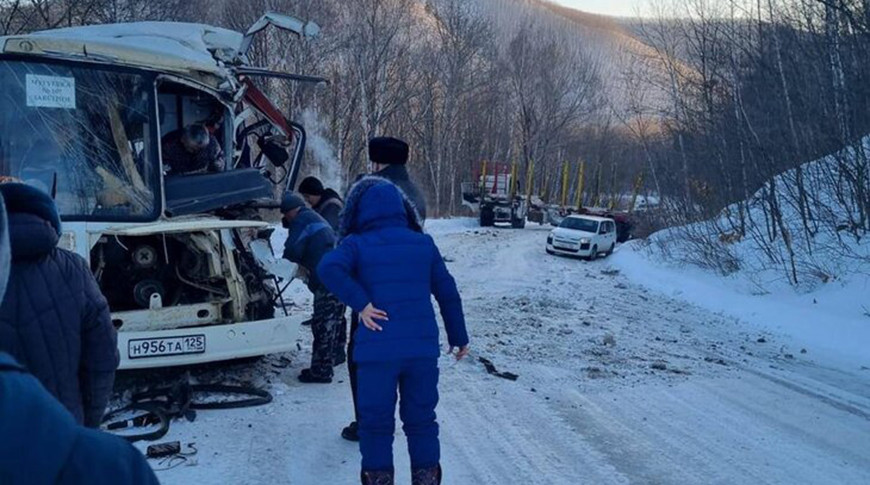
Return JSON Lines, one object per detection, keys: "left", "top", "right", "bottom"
{"left": 257, "top": 136, "right": 290, "bottom": 168}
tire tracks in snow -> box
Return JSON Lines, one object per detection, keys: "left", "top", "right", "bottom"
{"left": 438, "top": 366, "right": 625, "bottom": 485}
{"left": 740, "top": 364, "right": 870, "bottom": 422}
{"left": 435, "top": 224, "right": 870, "bottom": 484}
{"left": 552, "top": 372, "right": 870, "bottom": 484}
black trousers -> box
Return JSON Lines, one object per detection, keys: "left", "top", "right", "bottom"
{"left": 348, "top": 310, "right": 359, "bottom": 421}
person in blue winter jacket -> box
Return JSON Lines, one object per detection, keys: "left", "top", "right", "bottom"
{"left": 318, "top": 177, "right": 469, "bottom": 485}
{"left": 281, "top": 192, "right": 346, "bottom": 383}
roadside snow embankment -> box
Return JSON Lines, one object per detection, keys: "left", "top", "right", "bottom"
{"left": 616, "top": 139, "right": 870, "bottom": 371}
{"left": 613, "top": 242, "right": 870, "bottom": 370}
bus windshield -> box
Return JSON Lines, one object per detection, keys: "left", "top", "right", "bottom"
{"left": 0, "top": 59, "right": 158, "bottom": 221}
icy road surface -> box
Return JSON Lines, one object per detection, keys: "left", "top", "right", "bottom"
{"left": 126, "top": 221, "right": 870, "bottom": 484}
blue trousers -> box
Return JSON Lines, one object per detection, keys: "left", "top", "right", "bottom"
{"left": 356, "top": 358, "right": 440, "bottom": 471}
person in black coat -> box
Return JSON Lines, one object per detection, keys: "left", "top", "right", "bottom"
{"left": 281, "top": 193, "right": 346, "bottom": 383}
{"left": 340, "top": 136, "right": 428, "bottom": 442}
{"left": 0, "top": 191, "right": 157, "bottom": 485}
{"left": 368, "top": 137, "right": 427, "bottom": 221}
{"left": 0, "top": 182, "right": 118, "bottom": 428}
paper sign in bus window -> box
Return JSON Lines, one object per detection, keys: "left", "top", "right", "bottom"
{"left": 26, "top": 74, "right": 76, "bottom": 109}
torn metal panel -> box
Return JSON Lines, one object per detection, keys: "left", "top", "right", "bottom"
{"left": 237, "top": 13, "right": 320, "bottom": 61}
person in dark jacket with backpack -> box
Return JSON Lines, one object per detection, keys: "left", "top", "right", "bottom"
{"left": 318, "top": 177, "right": 469, "bottom": 485}
{"left": 0, "top": 193, "right": 157, "bottom": 485}
{"left": 0, "top": 182, "right": 118, "bottom": 428}
{"left": 281, "top": 192, "right": 346, "bottom": 383}
{"left": 340, "top": 136, "right": 430, "bottom": 442}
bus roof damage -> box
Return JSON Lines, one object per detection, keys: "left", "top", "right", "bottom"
{"left": 0, "top": 14, "right": 325, "bottom": 93}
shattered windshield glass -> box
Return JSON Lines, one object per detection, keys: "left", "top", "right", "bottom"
{"left": 0, "top": 60, "right": 158, "bottom": 220}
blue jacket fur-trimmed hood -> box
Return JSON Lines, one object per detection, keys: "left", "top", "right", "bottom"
{"left": 338, "top": 175, "right": 423, "bottom": 239}
{"left": 371, "top": 163, "right": 427, "bottom": 222}
{"left": 318, "top": 178, "right": 467, "bottom": 363}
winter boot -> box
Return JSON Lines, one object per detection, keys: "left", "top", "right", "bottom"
{"left": 360, "top": 470, "right": 394, "bottom": 485}
{"left": 411, "top": 464, "right": 442, "bottom": 485}
{"left": 298, "top": 368, "right": 332, "bottom": 384}
{"left": 341, "top": 421, "right": 360, "bottom": 442}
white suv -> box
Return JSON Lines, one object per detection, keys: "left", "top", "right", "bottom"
{"left": 546, "top": 215, "right": 617, "bottom": 260}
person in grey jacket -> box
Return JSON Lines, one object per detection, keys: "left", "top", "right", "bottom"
{"left": 298, "top": 176, "right": 344, "bottom": 232}
{"left": 298, "top": 175, "right": 348, "bottom": 364}
{"left": 0, "top": 182, "right": 118, "bottom": 427}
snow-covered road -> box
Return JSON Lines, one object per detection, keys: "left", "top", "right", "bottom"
{"left": 127, "top": 221, "right": 870, "bottom": 484}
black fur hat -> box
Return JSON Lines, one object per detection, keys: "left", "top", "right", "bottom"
{"left": 368, "top": 137, "right": 409, "bottom": 165}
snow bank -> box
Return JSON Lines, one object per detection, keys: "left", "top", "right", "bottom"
{"left": 616, "top": 139, "right": 870, "bottom": 370}
{"left": 613, "top": 242, "right": 870, "bottom": 370}
{"left": 647, "top": 138, "right": 870, "bottom": 291}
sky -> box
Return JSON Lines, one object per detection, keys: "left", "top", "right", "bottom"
{"left": 552, "top": 0, "right": 648, "bottom": 18}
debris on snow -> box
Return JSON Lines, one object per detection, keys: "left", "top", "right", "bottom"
{"left": 668, "top": 368, "right": 692, "bottom": 375}
{"left": 584, "top": 367, "right": 615, "bottom": 379}
{"left": 703, "top": 357, "right": 728, "bottom": 366}
{"left": 478, "top": 357, "right": 519, "bottom": 381}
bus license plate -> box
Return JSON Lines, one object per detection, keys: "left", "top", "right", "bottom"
{"left": 128, "top": 335, "right": 206, "bottom": 359}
